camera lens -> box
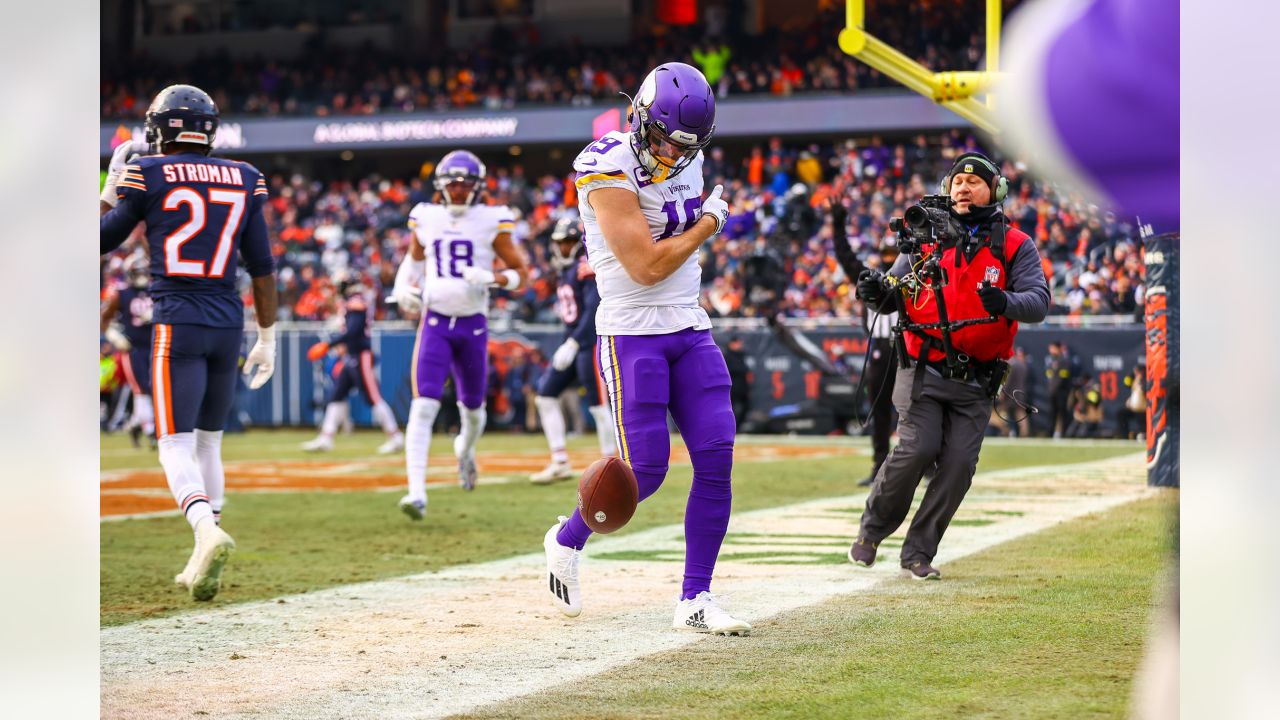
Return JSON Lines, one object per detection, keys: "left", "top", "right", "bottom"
{"left": 904, "top": 205, "right": 929, "bottom": 229}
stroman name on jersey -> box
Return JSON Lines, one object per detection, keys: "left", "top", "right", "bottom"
{"left": 161, "top": 163, "right": 246, "bottom": 186}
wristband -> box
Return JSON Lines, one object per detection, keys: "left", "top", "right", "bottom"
{"left": 499, "top": 269, "right": 520, "bottom": 290}
{"left": 256, "top": 324, "right": 277, "bottom": 344}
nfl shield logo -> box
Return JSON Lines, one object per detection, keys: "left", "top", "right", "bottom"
{"left": 984, "top": 266, "right": 1000, "bottom": 284}
{"left": 168, "top": 118, "right": 184, "bottom": 127}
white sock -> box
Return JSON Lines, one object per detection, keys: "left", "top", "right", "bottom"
{"left": 536, "top": 395, "right": 569, "bottom": 464}
{"left": 319, "top": 401, "right": 348, "bottom": 438}
{"left": 158, "top": 433, "right": 213, "bottom": 530}
{"left": 372, "top": 399, "right": 401, "bottom": 436}
{"left": 589, "top": 404, "right": 618, "bottom": 457}
{"left": 405, "top": 397, "right": 441, "bottom": 502}
{"left": 457, "top": 403, "right": 486, "bottom": 458}
{"left": 195, "top": 429, "right": 225, "bottom": 524}
{"left": 135, "top": 394, "right": 155, "bottom": 435}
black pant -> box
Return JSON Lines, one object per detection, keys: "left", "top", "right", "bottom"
{"left": 864, "top": 339, "right": 896, "bottom": 478}
{"left": 860, "top": 366, "right": 992, "bottom": 565}
{"left": 1050, "top": 389, "right": 1072, "bottom": 436}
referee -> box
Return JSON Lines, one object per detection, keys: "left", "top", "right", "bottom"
{"left": 830, "top": 199, "right": 898, "bottom": 486}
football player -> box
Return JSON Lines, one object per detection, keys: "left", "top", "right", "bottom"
{"left": 100, "top": 84, "right": 279, "bottom": 601}
{"left": 100, "top": 251, "right": 156, "bottom": 448}
{"left": 530, "top": 215, "right": 617, "bottom": 484}
{"left": 391, "top": 150, "right": 528, "bottom": 518}
{"left": 302, "top": 277, "right": 405, "bottom": 454}
{"left": 541, "top": 63, "right": 747, "bottom": 634}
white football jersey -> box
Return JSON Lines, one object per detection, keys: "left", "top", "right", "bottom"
{"left": 407, "top": 203, "right": 514, "bottom": 317}
{"left": 572, "top": 130, "right": 711, "bottom": 336}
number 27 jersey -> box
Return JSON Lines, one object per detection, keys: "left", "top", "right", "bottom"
{"left": 407, "top": 203, "right": 514, "bottom": 317}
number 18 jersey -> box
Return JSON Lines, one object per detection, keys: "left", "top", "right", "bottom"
{"left": 407, "top": 203, "right": 514, "bottom": 318}
{"left": 572, "top": 130, "right": 710, "bottom": 336}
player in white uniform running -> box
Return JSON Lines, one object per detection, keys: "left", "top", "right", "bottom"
{"left": 540, "top": 63, "right": 749, "bottom": 634}
{"left": 392, "top": 150, "right": 528, "bottom": 519}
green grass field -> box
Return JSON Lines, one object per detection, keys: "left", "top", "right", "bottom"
{"left": 101, "top": 431, "right": 1172, "bottom": 718}
{"left": 463, "top": 493, "right": 1176, "bottom": 720}
{"left": 102, "top": 431, "right": 1143, "bottom": 627}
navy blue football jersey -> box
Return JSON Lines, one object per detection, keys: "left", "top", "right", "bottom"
{"left": 556, "top": 254, "right": 600, "bottom": 345}
{"left": 100, "top": 151, "right": 275, "bottom": 328}
{"left": 115, "top": 285, "right": 154, "bottom": 348}
{"left": 331, "top": 295, "right": 372, "bottom": 356}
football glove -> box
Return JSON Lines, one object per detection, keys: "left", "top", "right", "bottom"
{"left": 104, "top": 325, "right": 131, "bottom": 352}
{"left": 243, "top": 325, "right": 277, "bottom": 390}
{"left": 461, "top": 266, "right": 496, "bottom": 287}
{"left": 551, "top": 337, "right": 580, "bottom": 372}
{"left": 392, "top": 254, "right": 425, "bottom": 314}
{"left": 306, "top": 342, "right": 330, "bottom": 362}
{"left": 100, "top": 140, "right": 148, "bottom": 208}
{"left": 701, "top": 184, "right": 729, "bottom": 235}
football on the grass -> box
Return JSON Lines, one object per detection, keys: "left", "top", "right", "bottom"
{"left": 577, "top": 457, "right": 638, "bottom": 534}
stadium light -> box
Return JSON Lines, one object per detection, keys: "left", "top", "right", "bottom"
{"left": 838, "top": 0, "right": 1005, "bottom": 133}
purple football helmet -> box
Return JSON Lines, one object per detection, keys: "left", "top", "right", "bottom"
{"left": 627, "top": 62, "right": 716, "bottom": 182}
{"left": 434, "top": 149, "right": 487, "bottom": 215}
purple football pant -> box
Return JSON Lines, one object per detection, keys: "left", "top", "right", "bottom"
{"left": 556, "top": 328, "right": 736, "bottom": 600}
{"left": 411, "top": 310, "right": 488, "bottom": 409}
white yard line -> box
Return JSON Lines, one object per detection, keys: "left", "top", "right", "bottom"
{"left": 101, "top": 454, "right": 1150, "bottom": 719}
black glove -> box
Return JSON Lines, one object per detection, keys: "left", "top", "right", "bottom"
{"left": 856, "top": 270, "right": 887, "bottom": 305}
{"left": 827, "top": 197, "right": 847, "bottom": 225}
{"left": 978, "top": 281, "right": 1008, "bottom": 316}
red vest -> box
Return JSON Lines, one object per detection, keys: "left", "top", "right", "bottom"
{"left": 903, "top": 226, "right": 1028, "bottom": 364}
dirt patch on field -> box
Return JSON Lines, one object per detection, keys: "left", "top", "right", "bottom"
{"left": 101, "top": 444, "right": 857, "bottom": 518}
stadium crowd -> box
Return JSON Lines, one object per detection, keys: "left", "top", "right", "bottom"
{"left": 103, "top": 3, "right": 1015, "bottom": 119}
{"left": 100, "top": 131, "right": 1146, "bottom": 326}
{"left": 100, "top": 132, "right": 1145, "bottom": 435}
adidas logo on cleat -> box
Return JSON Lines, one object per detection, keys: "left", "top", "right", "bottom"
{"left": 685, "top": 609, "right": 709, "bottom": 630}
{"left": 550, "top": 575, "right": 571, "bottom": 605}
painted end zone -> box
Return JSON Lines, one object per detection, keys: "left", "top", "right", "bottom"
{"left": 100, "top": 443, "right": 859, "bottom": 519}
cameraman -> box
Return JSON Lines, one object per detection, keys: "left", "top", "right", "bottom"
{"left": 847, "top": 153, "right": 1050, "bottom": 580}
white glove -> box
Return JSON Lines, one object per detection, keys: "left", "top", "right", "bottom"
{"left": 243, "top": 324, "right": 277, "bottom": 390}
{"left": 100, "top": 140, "right": 148, "bottom": 207}
{"left": 392, "top": 253, "right": 425, "bottom": 313}
{"left": 461, "top": 266, "right": 496, "bottom": 287}
{"left": 104, "top": 325, "right": 131, "bottom": 352}
{"left": 552, "top": 337, "right": 580, "bottom": 371}
{"left": 393, "top": 286, "right": 422, "bottom": 314}
{"left": 700, "top": 184, "right": 729, "bottom": 235}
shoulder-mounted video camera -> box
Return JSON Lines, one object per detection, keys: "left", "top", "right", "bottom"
{"left": 888, "top": 195, "right": 969, "bottom": 254}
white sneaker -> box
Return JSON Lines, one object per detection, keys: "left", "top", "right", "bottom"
{"left": 530, "top": 460, "right": 574, "bottom": 485}
{"left": 672, "top": 592, "right": 752, "bottom": 636}
{"left": 188, "top": 519, "right": 236, "bottom": 602}
{"left": 454, "top": 435, "right": 477, "bottom": 491}
{"left": 378, "top": 433, "right": 405, "bottom": 455}
{"left": 399, "top": 494, "right": 426, "bottom": 521}
{"left": 543, "top": 516, "right": 582, "bottom": 617}
{"left": 302, "top": 435, "right": 333, "bottom": 452}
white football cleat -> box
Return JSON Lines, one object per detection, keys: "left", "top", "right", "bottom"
{"left": 530, "top": 460, "right": 575, "bottom": 485}
{"left": 173, "top": 543, "right": 200, "bottom": 590}
{"left": 188, "top": 519, "right": 236, "bottom": 602}
{"left": 454, "top": 434, "right": 478, "bottom": 491}
{"left": 301, "top": 435, "right": 333, "bottom": 452}
{"left": 673, "top": 592, "right": 751, "bottom": 636}
{"left": 398, "top": 494, "right": 426, "bottom": 521}
{"left": 544, "top": 516, "right": 582, "bottom": 617}
{"left": 377, "top": 433, "right": 405, "bottom": 455}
